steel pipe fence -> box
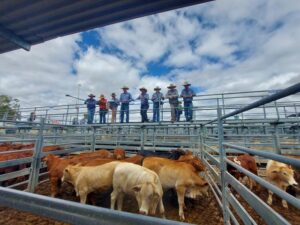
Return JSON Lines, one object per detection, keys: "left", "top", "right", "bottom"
{"left": 200, "top": 82, "right": 300, "bottom": 225}
{"left": 0, "top": 85, "right": 299, "bottom": 224}
{"left": 1, "top": 89, "right": 299, "bottom": 125}
{"left": 0, "top": 187, "right": 189, "bottom": 225}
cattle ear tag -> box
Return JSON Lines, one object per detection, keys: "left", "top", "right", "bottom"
{"left": 132, "top": 185, "right": 142, "bottom": 192}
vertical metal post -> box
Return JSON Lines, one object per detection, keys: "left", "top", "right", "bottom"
{"left": 217, "top": 107, "right": 230, "bottom": 225}
{"left": 65, "top": 105, "right": 70, "bottom": 125}
{"left": 28, "top": 118, "right": 45, "bottom": 192}
{"left": 91, "top": 127, "right": 96, "bottom": 152}
{"left": 221, "top": 94, "right": 225, "bottom": 116}
{"left": 153, "top": 126, "right": 156, "bottom": 151}
{"left": 141, "top": 126, "right": 145, "bottom": 151}
{"left": 274, "top": 101, "right": 280, "bottom": 119}
{"left": 272, "top": 123, "right": 281, "bottom": 155}
{"left": 199, "top": 125, "right": 204, "bottom": 160}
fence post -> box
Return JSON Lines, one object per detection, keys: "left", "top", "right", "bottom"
{"left": 199, "top": 125, "right": 204, "bottom": 160}
{"left": 65, "top": 105, "right": 70, "bottom": 125}
{"left": 140, "top": 126, "right": 145, "bottom": 151}
{"left": 28, "top": 118, "right": 45, "bottom": 192}
{"left": 91, "top": 127, "right": 96, "bottom": 152}
{"left": 271, "top": 122, "right": 282, "bottom": 155}
{"left": 217, "top": 107, "right": 230, "bottom": 225}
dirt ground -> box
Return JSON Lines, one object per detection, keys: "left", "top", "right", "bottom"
{"left": 0, "top": 181, "right": 299, "bottom": 225}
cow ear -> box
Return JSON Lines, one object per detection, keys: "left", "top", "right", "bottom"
{"left": 132, "top": 185, "right": 142, "bottom": 192}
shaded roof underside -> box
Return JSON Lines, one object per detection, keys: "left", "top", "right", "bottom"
{"left": 0, "top": 0, "right": 212, "bottom": 54}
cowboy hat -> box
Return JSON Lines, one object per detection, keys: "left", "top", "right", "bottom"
{"left": 88, "top": 94, "right": 95, "bottom": 97}
{"left": 167, "top": 83, "right": 176, "bottom": 88}
{"left": 121, "top": 86, "right": 129, "bottom": 89}
{"left": 111, "top": 92, "right": 116, "bottom": 96}
{"left": 154, "top": 86, "right": 161, "bottom": 90}
{"left": 99, "top": 94, "right": 105, "bottom": 98}
{"left": 183, "top": 81, "right": 191, "bottom": 86}
{"left": 139, "top": 87, "right": 147, "bottom": 91}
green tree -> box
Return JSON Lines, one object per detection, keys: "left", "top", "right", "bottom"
{"left": 0, "top": 95, "right": 20, "bottom": 120}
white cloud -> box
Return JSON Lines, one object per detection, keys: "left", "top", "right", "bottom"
{"left": 0, "top": 0, "right": 299, "bottom": 113}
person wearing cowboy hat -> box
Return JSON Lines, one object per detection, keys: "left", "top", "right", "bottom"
{"left": 98, "top": 94, "right": 108, "bottom": 124}
{"left": 84, "top": 94, "right": 97, "bottom": 124}
{"left": 119, "top": 86, "right": 133, "bottom": 123}
{"left": 165, "top": 83, "right": 179, "bottom": 122}
{"left": 136, "top": 87, "right": 149, "bottom": 123}
{"left": 151, "top": 86, "right": 164, "bottom": 122}
{"left": 180, "top": 81, "right": 196, "bottom": 122}
{"left": 108, "top": 93, "right": 120, "bottom": 123}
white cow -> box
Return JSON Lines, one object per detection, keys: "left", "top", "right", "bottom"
{"left": 61, "top": 161, "right": 120, "bottom": 204}
{"left": 111, "top": 162, "right": 165, "bottom": 217}
{"left": 266, "top": 160, "right": 298, "bottom": 208}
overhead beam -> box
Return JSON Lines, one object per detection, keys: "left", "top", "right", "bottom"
{"left": 0, "top": 24, "right": 31, "bottom": 51}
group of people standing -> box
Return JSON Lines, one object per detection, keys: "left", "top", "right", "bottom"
{"left": 84, "top": 81, "right": 195, "bottom": 124}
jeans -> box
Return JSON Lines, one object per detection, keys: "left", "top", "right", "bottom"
{"left": 152, "top": 102, "right": 160, "bottom": 122}
{"left": 176, "top": 108, "right": 182, "bottom": 122}
{"left": 140, "top": 104, "right": 149, "bottom": 122}
{"left": 170, "top": 103, "right": 178, "bottom": 122}
{"left": 99, "top": 109, "right": 107, "bottom": 124}
{"left": 87, "top": 108, "right": 95, "bottom": 124}
{"left": 184, "top": 102, "right": 193, "bottom": 121}
{"left": 120, "top": 103, "right": 129, "bottom": 123}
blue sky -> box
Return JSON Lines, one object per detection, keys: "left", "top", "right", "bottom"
{"left": 0, "top": 0, "right": 299, "bottom": 107}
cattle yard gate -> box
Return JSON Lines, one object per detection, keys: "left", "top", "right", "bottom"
{"left": 0, "top": 83, "right": 300, "bottom": 225}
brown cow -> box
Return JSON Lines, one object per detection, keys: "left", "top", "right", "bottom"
{"left": 113, "top": 148, "right": 126, "bottom": 160}
{"left": 227, "top": 154, "right": 258, "bottom": 190}
{"left": 143, "top": 157, "right": 208, "bottom": 221}
{"left": 177, "top": 154, "right": 206, "bottom": 172}
{"left": 266, "top": 160, "right": 298, "bottom": 208}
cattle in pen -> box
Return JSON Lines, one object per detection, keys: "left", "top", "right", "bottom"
{"left": 227, "top": 154, "right": 258, "bottom": 190}
{"left": 111, "top": 162, "right": 165, "bottom": 217}
{"left": 143, "top": 157, "right": 208, "bottom": 221}
{"left": 266, "top": 160, "right": 298, "bottom": 208}
{"left": 62, "top": 161, "right": 121, "bottom": 204}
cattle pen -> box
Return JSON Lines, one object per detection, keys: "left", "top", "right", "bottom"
{"left": 0, "top": 83, "right": 299, "bottom": 225}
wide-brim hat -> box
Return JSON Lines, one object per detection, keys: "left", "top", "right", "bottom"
{"left": 154, "top": 86, "right": 161, "bottom": 90}
{"left": 139, "top": 87, "right": 147, "bottom": 91}
{"left": 88, "top": 94, "right": 95, "bottom": 97}
{"left": 167, "top": 83, "right": 176, "bottom": 88}
{"left": 183, "top": 81, "right": 191, "bottom": 86}
{"left": 99, "top": 94, "right": 105, "bottom": 98}
{"left": 121, "top": 86, "right": 129, "bottom": 89}
{"left": 111, "top": 92, "right": 116, "bottom": 96}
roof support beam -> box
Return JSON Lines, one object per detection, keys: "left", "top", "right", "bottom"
{"left": 0, "top": 24, "right": 31, "bottom": 51}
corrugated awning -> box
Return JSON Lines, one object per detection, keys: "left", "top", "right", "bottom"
{"left": 0, "top": 0, "right": 212, "bottom": 54}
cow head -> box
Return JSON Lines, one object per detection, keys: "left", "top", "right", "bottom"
{"left": 113, "top": 148, "right": 126, "bottom": 160}
{"left": 132, "top": 182, "right": 162, "bottom": 215}
{"left": 61, "top": 165, "right": 81, "bottom": 186}
{"left": 178, "top": 155, "right": 206, "bottom": 172}
{"left": 272, "top": 166, "right": 298, "bottom": 186}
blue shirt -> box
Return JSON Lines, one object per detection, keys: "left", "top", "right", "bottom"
{"left": 137, "top": 93, "right": 149, "bottom": 105}
{"left": 151, "top": 92, "right": 164, "bottom": 103}
{"left": 108, "top": 97, "right": 120, "bottom": 109}
{"left": 180, "top": 88, "right": 195, "bottom": 102}
{"left": 166, "top": 89, "right": 179, "bottom": 104}
{"left": 84, "top": 98, "right": 97, "bottom": 109}
{"left": 120, "top": 92, "right": 133, "bottom": 104}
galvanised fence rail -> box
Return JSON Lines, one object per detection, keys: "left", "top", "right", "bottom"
{"left": 1, "top": 89, "right": 299, "bottom": 125}
{"left": 0, "top": 83, "right": 299, "bottom": 224}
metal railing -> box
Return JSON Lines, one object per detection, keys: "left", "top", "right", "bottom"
{"left": 0, "top": 84, "right": 299, "bottom": 224}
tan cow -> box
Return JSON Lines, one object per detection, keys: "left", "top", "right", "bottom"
{"left": 266, "top": 160, "right": 298, "bottom": 208}
{"left": 62, "top": 161, "right": 121, "bottom": 204}
{"left": 111, "top": 162, "right": 165, "bottom": 217}
{"left": 143, "top": 157, "right": 208, "bottom": 220}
